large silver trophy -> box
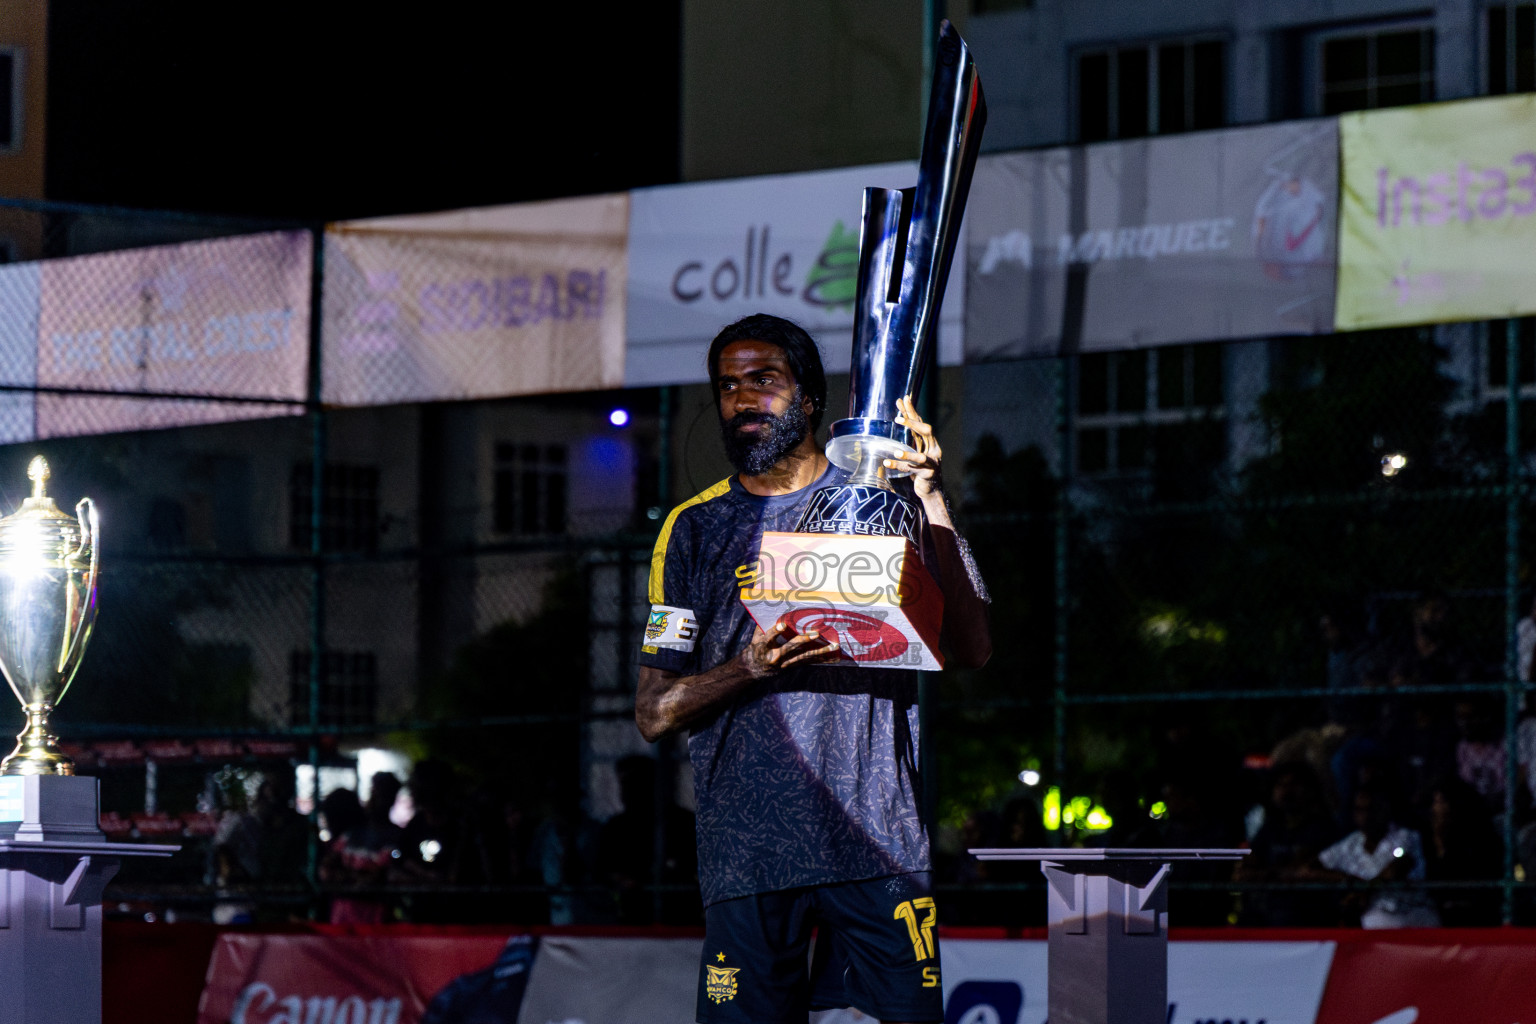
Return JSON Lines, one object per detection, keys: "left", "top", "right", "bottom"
{"left": 741, "top": 22, "right": 984, "bottom": 671}
{"left": 0, "top": 456, "right": 99, "bottom": 775}
{"left": 797, "top": 19, "right": 986, "bottom": 541}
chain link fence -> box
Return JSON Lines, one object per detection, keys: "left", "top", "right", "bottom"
{"left": 0, "top": 195, "right": 1532, "bottom": 928}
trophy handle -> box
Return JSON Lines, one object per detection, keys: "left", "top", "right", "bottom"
{"left": 59, "top": 497, "right": 100, "bottom": 687}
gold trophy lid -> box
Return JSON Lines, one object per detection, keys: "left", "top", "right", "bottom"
{"left": 0, "top": 457, "right": 88, "bottom": 562}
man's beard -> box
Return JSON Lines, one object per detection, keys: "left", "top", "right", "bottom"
{"left": 721, "top": 396, "right": 811, "bottom": 476}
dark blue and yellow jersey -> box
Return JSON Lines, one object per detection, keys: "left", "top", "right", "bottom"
{"left": 640, "top": 463, "right": 931, "bottom": 906}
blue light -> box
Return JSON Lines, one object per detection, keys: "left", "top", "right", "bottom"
{"left": 608, "top": 408, "right": 630, "bottom": 428}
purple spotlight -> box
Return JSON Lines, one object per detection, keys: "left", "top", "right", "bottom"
{"left": 608, "top": 408, "right": 630, "bottom": 428}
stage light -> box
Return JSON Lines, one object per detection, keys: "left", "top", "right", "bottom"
{"left": 1043, "top": 787, "right": 1061, "bottom": 830}
{"left": 1380, "top": 452, "right": 1408, "bottom": 477}
{"left": 1149, "top": 801, "right": 1167, "bottom": 819}
{"left": 1018, "top": 769, "right": 1041, "bottom": 786}
{"left": 609, "top": 408, "right": 630, "bottom": 427}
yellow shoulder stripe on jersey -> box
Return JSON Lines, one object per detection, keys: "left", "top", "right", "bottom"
{"left": 650, "top": 478, "right": 733, "bottom": 605}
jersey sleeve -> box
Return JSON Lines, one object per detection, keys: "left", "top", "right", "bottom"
{"left": 640, "top": 508, "right": 701, "bottom": 675}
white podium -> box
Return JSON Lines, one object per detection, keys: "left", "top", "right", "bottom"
{"left": 0, "top": 776, "right": 177, "bottom": 1024}
{"left": 968, "top": 848, "right": 1247, "bottom": 1024}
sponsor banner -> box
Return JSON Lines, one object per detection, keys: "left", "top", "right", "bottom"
{"left": 939, "top": 939, "right": 1334, "bottom": 1024}
{"left": 625, "top": 163, "right": 965, "bottom": 386}
{"left": 1313, "top": 934, "right": 1536, "bottom": 1024}
{"left": 518, "top": 936, "right": 702, "bottom": 1024}
{"left": 203, "top": 930, "right": 1536, "bottom": 1024}
{"left": 1336, "top": 94, "right": 1536, "bottom": 330}
{"left": 196, "top": 932, "right": 508, "bottom": 1024}
{"left": 0, "top": 262, "right": 38, "bottom": 443}
{"left": 967, "top": 121, "right": 1337, "bottom": 359}
{"left": 35, "top": 231, "right": 310, "bottom": 436}
{"left": 323, "top": 194, "right": 628, "bottom": 406}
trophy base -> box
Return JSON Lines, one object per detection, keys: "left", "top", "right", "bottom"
{"left": 1, "top": 705, "right": 75, "bottom": 777}
{"left": 797, "top": 483, "right": 921, "bottom": 545}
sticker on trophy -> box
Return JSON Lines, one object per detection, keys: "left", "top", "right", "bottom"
{"left": 783, "top": 608, "right": 910, "bottom": 664}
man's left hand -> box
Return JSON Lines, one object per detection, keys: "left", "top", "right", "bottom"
{"left": 889, "top": 394, "right": 943, "bottom": 501}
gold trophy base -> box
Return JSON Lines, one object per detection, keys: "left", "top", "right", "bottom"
{"left": 0, "top": 704, "right": 75, "bottom": 776}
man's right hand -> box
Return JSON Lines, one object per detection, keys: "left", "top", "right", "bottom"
{"left": 739, "top": 620, "right": 843, "bottom": 678}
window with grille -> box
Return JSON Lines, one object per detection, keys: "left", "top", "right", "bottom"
{"left": 288, "top": 650, "right": 378, "bottom": 728}
{"left": 1077, "top": 37, "right": 1225, "bottom": 143}
{"left": 493, "top": 443, "right": 567, "bottom": 535}
{"left": 1488, "top": 3, "right": 1536, "bottom": 94}
{"left": 0, "top": 49, "right": 17, "bottom": 153}
{"left": 1312, "top": 22, "right": 1435, "bottom": 115}
{"left": 289, "top": 463, "right": 380, "bottom": 553}
{"left": 1076, "top": 344, "right": 1224, "bottom": 476}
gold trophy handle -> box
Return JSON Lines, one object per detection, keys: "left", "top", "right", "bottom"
{"left": 58, "top": 496, "right": 100, "bottom": 685}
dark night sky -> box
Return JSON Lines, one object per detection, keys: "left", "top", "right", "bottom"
{"left": 45, "top": 2, "right": 682, "bottom": 222}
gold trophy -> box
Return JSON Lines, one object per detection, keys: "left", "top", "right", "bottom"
{"left": 0, "top": 456, "right": 99, "bottom": 775}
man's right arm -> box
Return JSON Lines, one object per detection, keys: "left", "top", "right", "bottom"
{"left": 636, "top": 622, "right": 841, "bottom": 742}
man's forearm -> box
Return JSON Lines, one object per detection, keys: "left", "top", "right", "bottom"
{"left": 636, "top": 658, "right": 759, "bottom": 742}
{"left": 636, "top": 622, "right": 844, "bottom": 741}
{"left": 921, "top": 491, "right": 992, "bottom": 669}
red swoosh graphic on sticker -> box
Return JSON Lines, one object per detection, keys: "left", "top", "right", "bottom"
{"left": 1285, "top": 209, "right": 1323, "bottom": 251}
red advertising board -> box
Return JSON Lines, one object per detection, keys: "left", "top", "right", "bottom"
{"left": 1313, "top": 930, "right": 1536, "bottom": 1024}
{"left": 196, "top": 932, "right": 507, "bottom": 1024}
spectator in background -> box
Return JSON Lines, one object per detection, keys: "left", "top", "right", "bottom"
{"left": 1377, "top": 661, "right": 1457, "bottom": 823}
{"left": 1399, "top": 591, "right": 1484, "bottom": 686}
{"left": 1234, "top": 761, "right": 1341, "bottom": 926}
{"left": 1517, "top": 589, "right": 1536, "bottom": 684}
{"left": 1314, "top": 782, "right": 1439, "bottom": 928}
{"left": 320, "top": 772, "right": 404, "bottom": 925}
{"left": 1320, "top": 602, "right": 1371, "bottom": 727}
{"left": 1424, "top": 776, "right": 1503, "bottom": 926}
{"left": 320, "top": 787, "right": 365, "bottom": 844}
{"left": 1454, "top": 695, "right": 1508, "bottom": 812}
{"left": 210, "top": 772, "right": 308, "bottom": 923}
{"left": 594, "top": 755, "right": 699, "bottom": 925}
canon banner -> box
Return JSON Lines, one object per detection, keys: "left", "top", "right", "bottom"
{"left": 1336, "top": 93, "right": 1536, "bottom": 330}
{"left": 323, "top": 194, "right": 628, "bottom": 406}
{"left": 197, "top": 932, "right": 509, "bottom": 1024}
{"left": 966, "top": 120, "right": 1337, "bottom": 359}
{"left": 197, "top": 928, "right": 1536, "bottom": 1024}
{"left": 625, "top": 163, "right": 965, "bottom": 386}
{"left": 35, "top": 231, "right": 310, "bottom": 437}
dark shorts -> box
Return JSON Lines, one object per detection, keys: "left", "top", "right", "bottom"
{"left": 697, "top": 872, "right": 943, "bottom": 1024}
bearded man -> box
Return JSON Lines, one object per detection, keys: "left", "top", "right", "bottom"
{"left": 636, "top": 313, "right": 991, "bottom": 1024}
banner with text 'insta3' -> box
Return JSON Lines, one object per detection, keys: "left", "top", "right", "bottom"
{"left": 966, "top": 120, "right": 1338, "bottom": 359}
{"left": 1335, "top": 93, "right": 1536, "bottom": 330}
{"left": 36, "top": 231, "right": 311, "bottom": 437}
{"left": 322, "top": 194, "right": 629, "bottom": 406}
{"left": 625, "top": 162, "right": 966, "bottom": 386}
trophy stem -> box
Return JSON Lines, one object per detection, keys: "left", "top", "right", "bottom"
{"left": 847, "top": 448, "right": 894, "bottom": 491}
{"left": 1, "top": 702, "right": 75, "bottom": 776}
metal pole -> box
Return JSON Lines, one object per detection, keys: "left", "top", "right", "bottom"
{"left": 1504, "top": 317, "right": 1523, "bottom": 925}
{"left": 305, "top": 227, "right": 327, "bottom": 908}
{"left": 1053, "top": 355, "right": 1071, "bottom": 838}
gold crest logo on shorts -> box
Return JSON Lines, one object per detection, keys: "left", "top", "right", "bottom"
{"left": 705, "top": 959, "right": 741, "bottom": 1004}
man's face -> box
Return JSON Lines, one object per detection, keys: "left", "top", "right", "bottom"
{"left": 715, "top": 339, "right": 812, "bottom": 475}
